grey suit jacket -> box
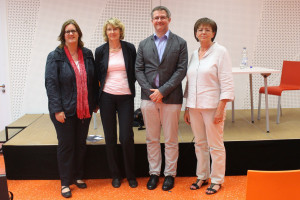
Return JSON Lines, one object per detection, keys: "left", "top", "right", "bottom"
{"left": 135, "top": 31, "right": 188, "bottom": 104}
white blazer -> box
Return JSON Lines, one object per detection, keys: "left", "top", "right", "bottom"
{"left": 184, "top": 42, "right": 234, "bottom": 109}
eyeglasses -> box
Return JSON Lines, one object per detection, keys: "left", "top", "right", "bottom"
{"left": 153, "top": 16, "right": 168, "bottom": 21}
{"left": 65, "top": 30, "right": 77, "bottom": 35}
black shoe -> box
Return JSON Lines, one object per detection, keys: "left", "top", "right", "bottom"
{"left": 147, "top": 175, "right": 159, "bottom": 190}
{"left": 128, "top": 179, "right": 138, "bottom": 188}
{"left": 112, "top": 178, "right": 121, "bottom": 188}
{"left": 61, "top": 186, "right": 71, "bottom": 198}
{"left": 162, "top": 176, "right": 174, "bottom": 191}
{"left": 74, "top": 180, "right": 87, "bottom": 189}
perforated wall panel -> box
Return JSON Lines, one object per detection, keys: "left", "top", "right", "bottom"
{"left": 88, "top": 0, "right": 152, "bottom": 110}
{"left": 251, "top": 0, "right": 300, "bottom": 109}
{"left": 7, "top": 0, "right": 40, "bottom": 120}
{"left": 5, "top": 0, "right": 300, "bottom": 120}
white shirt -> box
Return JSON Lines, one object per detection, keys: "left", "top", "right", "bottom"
{"left": 184, "top": 42, "right": 234, "bottom": 109}
{"left": 75, "top": 61, "right": 80, "bottom": 72}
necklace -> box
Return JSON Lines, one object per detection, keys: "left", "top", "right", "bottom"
{"left": 198, "top": 43, "right": 213, "bottom": 58}
{"left": 198, "top": 49, "right": 208, "bottom": 58}
{"left": 109, "top": 45, "right": 121, "bottom": 52}
{"left": 70, "top": 51, "right": 77, "bottom": 56}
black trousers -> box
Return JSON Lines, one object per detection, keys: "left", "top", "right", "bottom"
{"left": 50, "top": 113, "right": 91, "bottom": 186}
{"left": 99, "top": 92, "right": 135, "bottom": 179}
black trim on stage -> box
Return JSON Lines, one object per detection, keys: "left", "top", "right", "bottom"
{"left": 225, "top": 139, "right": 300, "bottom": 175}
{"left": 3, "top": 139, "right": 300, "bottom": 180}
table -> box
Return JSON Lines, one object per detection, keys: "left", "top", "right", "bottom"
{"left": 232, "top": 67, "right": 281, "bottom": 132}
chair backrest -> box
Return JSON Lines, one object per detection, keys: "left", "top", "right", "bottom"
{"left": 280, "top": 60, "right": 300, "bottom": 87}
{"left": 246, "top": 169, "right": 300, "bottom": 200}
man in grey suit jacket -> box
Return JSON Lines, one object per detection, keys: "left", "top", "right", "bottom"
{"left": 135, "top": 6, "right": 188, "bottom": 191}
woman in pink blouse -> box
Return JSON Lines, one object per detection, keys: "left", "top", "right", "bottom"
{"left": 184, "top": 18, "right": 234, "bottom": 195}
{"left": 95, "top": 18, "right": 137, "bottom": 188}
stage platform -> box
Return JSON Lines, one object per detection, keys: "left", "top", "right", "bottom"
{"left": 0, "top": 114, "right": 43, "bottom": 143}
{"left": 2, "top": 109, "right": 300, "bottom": 180}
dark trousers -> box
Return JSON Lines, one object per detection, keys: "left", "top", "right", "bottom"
{"left": 99, "top": 92, "right": 135, "bottom": 180}
{"left": 50, "top": 114, "right": 91, "bottom": 186}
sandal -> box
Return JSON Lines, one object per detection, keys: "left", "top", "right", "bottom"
{"left": 206, "top": 183, "right": 221, "bottom": 195}
{"left": 74, "top": 180, "right": 87, "bottom": 189}
{"left": 61, "top": 186, "right": 71, "bottom": 198}
{"left": 190, "top": 179, "right": 208, "bottom": 190}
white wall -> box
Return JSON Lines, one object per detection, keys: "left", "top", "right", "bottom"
{"left": 0, "top": 0, "right": 12, "bottom": 131}
{"left": 3, "top": 0, "right": 300, "bottom": 120}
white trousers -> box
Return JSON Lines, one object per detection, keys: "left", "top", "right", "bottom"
{"left": 141, "top": 100, "right": 181, "bottom": 176}
{"left": 189, "top": 108, "right": 226, "bottom": 184}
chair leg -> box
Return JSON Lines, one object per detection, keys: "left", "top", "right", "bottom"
{"left": 232, "top": 100, "right": 235, "bottom": 122}
{"left": 276, "top": 96, "right": 281, "bottom": 124}
{"left": 258, "top": 93, "right": 262, "bottom": 120}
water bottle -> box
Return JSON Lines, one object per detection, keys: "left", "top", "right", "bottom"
{"left": 240, "top": 47, "right": 248, "bottom": 69}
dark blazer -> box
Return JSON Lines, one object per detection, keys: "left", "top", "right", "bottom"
{"left": 94, "top": 40, "right": 137, "bottom": 98}
{"left": 135, "top": 31, "right": 188, "bottom": 104}
{"left": 45, "top": 47, "right": 98, "bottom": 117}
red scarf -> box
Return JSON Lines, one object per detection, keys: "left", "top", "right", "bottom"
{"left": 64, "top": 46, "right": 90, "bottom": 119}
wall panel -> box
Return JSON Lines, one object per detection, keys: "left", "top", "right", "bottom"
{"left": 4, "top": 0, "right": 300, "bottom": 119}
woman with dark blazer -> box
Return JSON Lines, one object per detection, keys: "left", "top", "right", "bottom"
{"left": 45, "top": 19, "right": 98, "bottom": 198}
{"left": 95, "top": 17, "right": 137, "bottom": 188}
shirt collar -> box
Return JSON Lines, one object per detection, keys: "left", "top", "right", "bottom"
{"left": 154, "top": 30, "right": 170, "bottom": 40}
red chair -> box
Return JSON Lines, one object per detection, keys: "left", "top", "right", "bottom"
{"left": 258, "top": 61, "right": 300, "bottom": 124}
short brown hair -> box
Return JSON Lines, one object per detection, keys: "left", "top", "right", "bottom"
{"left": 102, "top": 18, "right": 125, "bottom": 42}
{"left": 151, "top": 6, "right": 171, "bottom": 19}
{"left": 194, "top": 18, "right": 217, "bottom": 42}
{"left": 58, "top": 19, "right": 84, "bottom": 48}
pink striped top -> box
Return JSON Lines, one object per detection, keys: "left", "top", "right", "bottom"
{"left": 103, "top": 49, "right": 131, "bottom": 95}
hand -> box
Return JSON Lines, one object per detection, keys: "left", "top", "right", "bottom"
{"left": 214, "top": 99, "right": 229, "bottom": 124}
{"left": 149, "top": 89, "right": 163, "bottom": 103}
{"left": 213, "top": 107, "right": 224, "bottom": 124}
{"left": 55, "top": 112, "right": 66, "bottom": 123}
{"left": 184, "top": 110, "right": 191, "bottom": 125}
{"left": 155, "top": 98, "right": 162, "bottom": 103}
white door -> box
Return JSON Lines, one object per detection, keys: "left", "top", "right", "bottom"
{"left": 0, "top": 0, "right": 12, "bottom": 131}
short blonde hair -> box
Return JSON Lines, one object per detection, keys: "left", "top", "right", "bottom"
{"left": 102, "top": 18, "right": 125, "bottom": 42}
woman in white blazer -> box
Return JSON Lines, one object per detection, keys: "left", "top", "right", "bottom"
{"left": 184, "top": 17, "right": 234, "bottom": 195}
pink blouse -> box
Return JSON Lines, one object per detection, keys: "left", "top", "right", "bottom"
{"left": 103, "top": 49, "right": 131, "bottom": 95}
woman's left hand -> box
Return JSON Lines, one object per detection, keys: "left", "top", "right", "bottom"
{"left": 213, "top": 99, "right": 230, "bottom": 124}
{"left": 214, "top": 107, "right": 225, "bottom": 124}
{"left": 184, "top": 109, "right": 191, "bottom": 125}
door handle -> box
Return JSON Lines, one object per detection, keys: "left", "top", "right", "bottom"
{"left": 0, "top": 84, "right": 5, "bottom": 93}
